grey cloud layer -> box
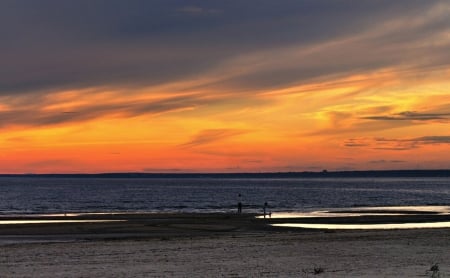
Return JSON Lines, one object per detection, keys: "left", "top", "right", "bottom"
{"left": 1, "top": 0, "right": 447, "bottom": 95}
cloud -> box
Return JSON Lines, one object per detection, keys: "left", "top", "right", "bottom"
{"left": 369, "top": 160, "right": 406, "bottom": 164}
{"left": 362, "top": 111, "right": 450, "bottom": 121}
{"left": 414, "top": 136, "right": 450, "bottom": 144}
{"left": 1, "top": 1, "right": 448, "bottom": 97}
{"left": 309, "top": 100, "right": 450, "bottom": 137}
{"left": 0, "top": 93, "right": 206, "bottom": 128}
{"left": 344, "top": 136, "right": 450, "bottom": 151}
{"left": 368, "top": 137, "right": 419, "bottom": 151}
{"left": 180, "top": 129, "right": 248, "bottom": 148}
{"left": 344, "top": 138, "right": 370, "bottom": 147}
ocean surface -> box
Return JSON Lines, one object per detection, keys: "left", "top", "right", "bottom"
{"left": 0, "top": 177, "right": 449, "bottom": 215}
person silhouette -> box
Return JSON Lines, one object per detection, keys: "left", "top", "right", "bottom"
{"left": 237, "top": 193, "right": 242, "bottom": 214}
{"left": 263, "top": 202, "right": 272, "bottom": 218}
{"left": 263, "top": 202, "right": 268, "bottom": 218}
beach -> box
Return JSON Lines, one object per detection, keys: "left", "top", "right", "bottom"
{"left": 1, "top": 213, "right": 450, "bottom": 277}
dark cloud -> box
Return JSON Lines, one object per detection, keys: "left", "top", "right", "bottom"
{"left": 344, "top": 138, "right": 375, "bottom": 148}
{"left": 344, "top": 136, "right": 450, "bottom": 151}
{"left": 344, "top": 143, "right": 369, "bottom": 147}
{"left": 372, "top": 137, "right": 419, "bottom": 151}
{"left": 414, "top": 136, "right": 450, "bottom": 144}
{"left": 344, "top": 138, "right": 370, "bottom": 147}
{"left": 1, "top": 0, "right": 447, "bottom": 96}
{"left": 363, "top": 111, "right": 450, "bottom": 121}
{"left": 373, "top": 147, "right": 417, "bottom": 151}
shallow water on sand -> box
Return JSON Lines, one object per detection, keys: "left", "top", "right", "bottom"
{"left": 273, "top": 222, "right": 450, "bottom": 229}
{"left": 267, "top": 206, "right": 450, "bottom": 230}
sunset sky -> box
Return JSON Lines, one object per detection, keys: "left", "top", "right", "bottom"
{"left": 1, "top": 1, "right": 450, "bottom": 173}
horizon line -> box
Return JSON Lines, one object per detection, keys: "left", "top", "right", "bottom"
{"left": 1, "top": 169, "right": 450, "bottom": 177}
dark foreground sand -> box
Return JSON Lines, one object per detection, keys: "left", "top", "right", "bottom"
{"left": 1, "top": 213, "right": 450, "bottom": 277}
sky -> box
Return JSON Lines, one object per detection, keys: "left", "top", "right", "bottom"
{"left": 1, "top": 0, "right": 450, "bottom": 173}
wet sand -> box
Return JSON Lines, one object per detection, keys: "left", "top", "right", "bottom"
{"left": 1, "top": 213, "right": 450, "bottom": 277}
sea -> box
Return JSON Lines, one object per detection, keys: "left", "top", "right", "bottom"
{"left": 1, "top": 176, "right": 449, "bottom": 215}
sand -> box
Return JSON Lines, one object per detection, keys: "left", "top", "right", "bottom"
{"left": 1, "top": 213, "right": 450, "bottom": 277}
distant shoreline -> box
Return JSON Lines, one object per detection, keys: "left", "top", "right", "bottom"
{"left": 1, "top": 169, "right": 450, "bottom": 178}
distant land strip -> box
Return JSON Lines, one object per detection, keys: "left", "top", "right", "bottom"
{"left": 1, "top": 170, "right": 450, "bottom": 178}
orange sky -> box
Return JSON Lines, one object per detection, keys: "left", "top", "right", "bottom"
{"left": 1, "top": 1, "right": 450, "bottom": 173}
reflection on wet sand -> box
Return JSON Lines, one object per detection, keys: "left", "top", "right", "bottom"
{"left": 267, "top": 206, "right": 450, "bottom": 230}
{"left": 0, "top": 220, "right": 125, "bottom": 225}
{"left": 262, "top": 206, "right": 450, "bottom": 219}
{"left": 2, "top": 212, "right": 145, "bottom": 218}
{"left": 273, "top": 222, "right": 450, "bottom": 230}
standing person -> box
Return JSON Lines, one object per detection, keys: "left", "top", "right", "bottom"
{"left": 237, "top": 193, "right": 242, "bottom": 214}
{"left": 263, "top": 202, "right": 268, "bottom": 218}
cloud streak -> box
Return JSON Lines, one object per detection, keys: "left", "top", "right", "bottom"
{"left": 363, "top": 111, "right": 450, "bottom": 121}
{"left": 369, "top": 160, "right": 406, "bottom": 164}
{"left": 344, "top": 136, "right": 450, "bottom": 151}
{"left": 180, "top": 129, "right": 249, "bottom": 148}
{"left": 0, "top": 93, "right": 206, "bottom": 128}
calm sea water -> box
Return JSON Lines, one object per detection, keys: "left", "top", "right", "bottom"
{"left": 0, "top": 177, "right": 449, "bottom": 215}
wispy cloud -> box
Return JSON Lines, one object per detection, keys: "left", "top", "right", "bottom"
{"left": 414, "top": 136, "right": 450, "bottom": 144}
{"left": 0, "top": 93, "right": 208, "bottom": 128}
{"left": 362, "top": 111, "right": 450, "bottom": 121}
{"left": 344, "top": 136, "right": 450, "bottom": 151}
{"left": 369, "top": 160, "right": 406, "bottom": 164}
{"left": 180, "top": 129, "right": 248, "bottom": 148}
{"left": 344, "top": 138, "right": 370, "bottom": 147}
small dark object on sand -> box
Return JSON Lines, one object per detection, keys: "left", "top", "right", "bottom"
{"left": 429, "top": 263, "right": 440, "bottom": 278}
{"left": 314, "top": 267, "right": 325, "bottom": 275}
